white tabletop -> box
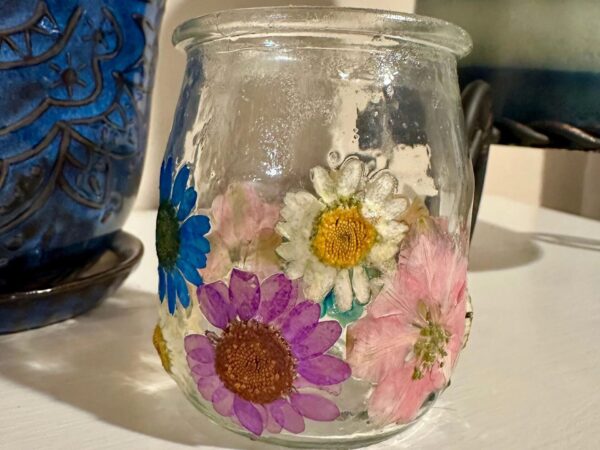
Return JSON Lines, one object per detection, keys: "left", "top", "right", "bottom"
{"left": 1, "top": 195, "right": 599, "bottom": 450}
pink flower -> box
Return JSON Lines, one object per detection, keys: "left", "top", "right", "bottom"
{"left": 201, "top": 183, "right": 281, "bottom": 282}
{"left": 346, "top": 226, "right": 468, "bottom": 425}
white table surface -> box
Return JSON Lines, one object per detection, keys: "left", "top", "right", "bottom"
{"left": 1, "top": 195, "right": 599, "bottom": 450}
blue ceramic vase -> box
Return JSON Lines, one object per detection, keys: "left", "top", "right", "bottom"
{"left": 0, "top": 0, "right": 164, "bottom": 290}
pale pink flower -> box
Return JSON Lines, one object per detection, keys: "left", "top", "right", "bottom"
{"left": 346, "top": 226, "right": 468, "bottom": 425}
{"left": 201, "top": 183, "right": 281, "bottom": 282}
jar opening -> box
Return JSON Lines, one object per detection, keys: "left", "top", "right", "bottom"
{"left": 173, "top": 6, "right": 472, "bottom": 58}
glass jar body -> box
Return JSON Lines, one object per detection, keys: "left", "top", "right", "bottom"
{"left": 155, "top": 9, "right": 473, "bottom": 448}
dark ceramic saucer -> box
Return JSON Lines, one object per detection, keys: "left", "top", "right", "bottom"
{"left": 0, "top": 231, "right": 143, "bottom": 334}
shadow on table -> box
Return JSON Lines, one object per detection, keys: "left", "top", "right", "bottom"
{"left": 0, "top": 288, "right": 283, "bottom": 450}
{"left": 469, "top": 221, "right": 543, "bottom": 272}
{"left": 530, "top": 233, "right": 600, "bottom": 252}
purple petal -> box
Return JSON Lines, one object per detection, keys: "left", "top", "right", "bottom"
{"left": 294, "top": 375, "right": 343, "bottom": 396}
{"left": 272, "top": 280, "right": 303, "bottom": 328}
{"left": 184, "top": 334, "right": 215, "bottom": 364}
{"left": 269, "top": 399, "right": 305, "bottom": 434}
{"left": 298, "top": 354, "right": 351, "bottom": 386}
{"left": 290, "top": 393, "right": 340, "bottom": 421}
{"left": 261, "top": 405, "right": 283, "bottom": 434}
{"left": 281, "top": 301, "right": 320, "bottom": 342}
{"left": 195, "top": 375, "right": 222, "bottom": 401}
{"left": 233, "top": 396, "right": 264, "bottom": 436}
{"left": 229, "top": 269, "right": 261, "bottom": 321}
{"left": 212, "top": 386, "right": 234, "bottom": 417}
{"left": 189, "top": 362, "right": 215, "bottom": 377}
{"left": 256, "top": 274, "right": 293, "bottom": 323}
{"left": 292, "top": 321, "right": 342, "bottom": 360}
{"left": 197, "top": 281, "right": 235, "bottom": 329}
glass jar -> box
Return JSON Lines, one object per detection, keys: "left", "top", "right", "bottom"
{"left": 154, "top": 7, "right": 473, "bottom": 448}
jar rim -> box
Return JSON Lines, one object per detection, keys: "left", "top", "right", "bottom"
{"left": 172, "top": 6, "right": 472, "bottom": 58}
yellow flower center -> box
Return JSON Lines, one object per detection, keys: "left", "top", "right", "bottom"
{"left": 153, "top": 325, "right": 172, "bottom": 373}
{"left": 311, "top": 203, "right": 377, "bottom": 269}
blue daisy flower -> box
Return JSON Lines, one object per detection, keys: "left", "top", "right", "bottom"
{"left": 156, "top": 157, "right": 210, "bottom": 314}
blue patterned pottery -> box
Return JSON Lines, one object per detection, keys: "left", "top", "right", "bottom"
{"left": 0, "top": 0, "right": 164, "bottom": 326}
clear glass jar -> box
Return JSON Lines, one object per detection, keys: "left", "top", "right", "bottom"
{"left": 154, "top": 7, "right": 473, "bottom": 448}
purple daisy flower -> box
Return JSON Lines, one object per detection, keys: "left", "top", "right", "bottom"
{"left": 185, "top": 269, "right": 351, "bottom": 436}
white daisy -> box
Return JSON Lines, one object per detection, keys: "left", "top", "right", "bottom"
{"left": 275, "top": 157, "right": 408, "bottom": 312}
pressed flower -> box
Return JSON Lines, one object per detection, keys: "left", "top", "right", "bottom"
{"left": 152, "top": 324, "right": 172, "bottom": 373}
{"left": 276, "top": 158, "right": 408, "bottom": 311}
{"left": 156, "top": 157, "right": 210, "bottom": 314}
{"left": 320, "top": 291, "right": 365, "bottom": 327}
{"left": 346, "top": 225, "right": 468, "bottom": 425}
{"left": 201, "top": 183, "right": 281, "bottom": 283}
{"left": 186, "top": 269, "right": 351, "bottom": 436}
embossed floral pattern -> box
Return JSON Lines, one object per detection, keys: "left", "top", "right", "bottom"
{"left": 185, "top": 269, "right": 351, "bottom": 436}
{"left": 156, "top": 157, "right": 210, "bottom": 314}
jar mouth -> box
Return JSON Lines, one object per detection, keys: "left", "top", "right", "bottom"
{"left": 172, "top": 6, "right": 472, "bottom": 58}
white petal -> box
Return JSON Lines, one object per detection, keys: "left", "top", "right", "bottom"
{"left": 285, "top": 259, "right": 307, "bottom": 279}
{"left": 334, "top": 269, "right": 353, "bottom": 312}
{"left": 365, "top": 172, "right": 398, "bottom": 209}
{"left": 381, "top": 197, "right": 408, "bottom": 220}
{"left": 310, "top": 166, "right": 337, "bottom": 204}
{"left": 276, "top": 241, "right": 306, "bottom": 262}
{"left": 303, "top": 259, "right": 336, "bottom": 302}
{"left": 336, "top": 158, "right": 365, "bottom": 197}
{"left": 368, "top": 242, "right": 399, "bottom": 269}
{"left": 352, "top": 266, "right": 370, "bottom": 304}
{"left": 375, "top": 220, "right": 408, "bottom": 244}
{"left": 281, "top": 191, "right": 321, "bottom": 221}
{"left": 275, "top": 221, "right": 295, "bottom": 240}
{"left": 278, "top": 192, "right": 322, "bottom": 240}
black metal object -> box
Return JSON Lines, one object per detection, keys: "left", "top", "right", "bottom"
{"left": 461, "top": 80, "right": 497, "bottom": 237}
{"left": 496, "top": 118, "right": 600, "bottom": 151}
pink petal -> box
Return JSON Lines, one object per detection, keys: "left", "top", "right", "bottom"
{"left": 229, "top": 269, "right": 261, "bottom": 321}
{"left": 368, "top": 367, "right": 445, "bottom": 425}
{"left": 199, "top": 235, "right": 232, "bottom": 284}
{"left": 346, "top": 315, "right": 416, "bottom": 382}
{"left": 292, "top": 321, "right": 342, "bottom": 360}
{"left": 269, "top": 399, "right": 305, "bottom": 434}
{"left": 184, "top": 334, "right": 215, "bottom": 364}
{"left": 396, "top": 231, "right": 468, "bottom": 318}
{"left": 297, "top": 354, "right": 351, "bottom": 386}
{"left": 280, "top": 301, "right": 320, "bottom": 342}
{"left": 257, "top": 273, "right": 293, "bottom": 323}
{"left": 289, "top": 393, "right": 340, "bottom": 421}
{"left": 233, "top": 396, "right": 264, "bottom": 436}
{"left": 197, "top": 281, "right": 234, "bottom": 329}
{"left": 243, "top": 230, "right": 283, "bottom": 280}
{"left": 367, "top": 269, "right": 424, "bottom": 319}
{"left": 195, "top": 375, "right": 223, "bottom": 401}
{"left": 212, "top": 386, "right": 234, "bottom": 417}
